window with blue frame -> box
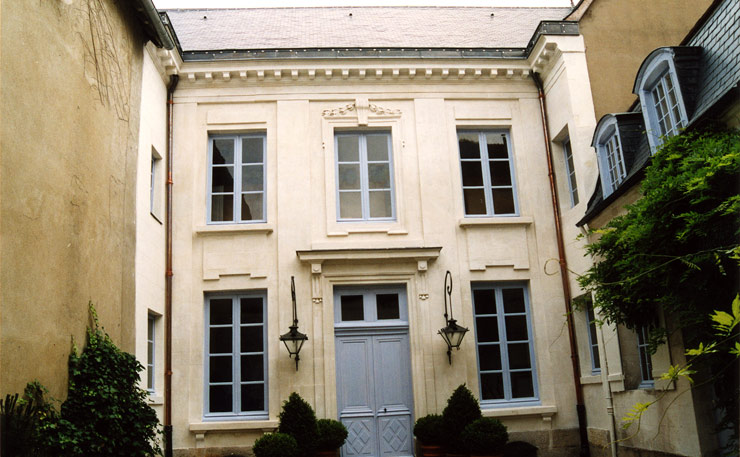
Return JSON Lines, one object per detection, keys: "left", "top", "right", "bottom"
{"left": 562, "top": 139, "right": 579, "bottom": 207}
{"left": 472, "top": 284, "right": 538, "bottom": 406}
{"left": 637, "top": 325, "right": 654, "bottom": 388}
{"left": 458, "top": 131, "right": 518, "bottom": 216}
{"left": 585, "top": 303, "right": 601, "bottom": 374}
{"left": 205, "top": 293, "right": 267, "bottom": 419}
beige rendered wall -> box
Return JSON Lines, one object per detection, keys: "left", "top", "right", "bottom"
{"left": 134, "top": 44, "right": 169, "bottom": 417}
{"left": 576, "top": 0, "right": 713, "bottom": 119}
{"left": 0, "top": 0, "right": 144, "bottom": 400}
{"left": 167, "top": 35, "right": 600, "bottom": 456}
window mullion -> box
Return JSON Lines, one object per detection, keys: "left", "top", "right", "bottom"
{"left": 496, "top": 288, "right": 513, "bottom": 401}
{"left": 233, "top": 297, "right": 240, "bottom": 414}
{"left": 479, "top": 132, "right": 494, "bottom": 215}
{"left": 359, "top": 134, "right": 370, "bottom": 219}
{"left": 233, "top": 138, "right": 242, "bottom": 222}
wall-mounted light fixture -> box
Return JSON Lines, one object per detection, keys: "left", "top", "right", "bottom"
{"left": 279, "top": 276, "right": 308, "bottom": 371}
{"left": 438, "top": 270, "right": 469, "bottom": 364}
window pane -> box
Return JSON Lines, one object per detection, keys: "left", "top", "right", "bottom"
{"left": 505, "top": 315, "right": 528, "bottom": 341}
{"left": 210, "top": 328, "right": 233, "bottom": 354}
{"left": 480, "top": 373, "right": 504, "bottom": 400}
{"left": 489, "top": 161, "right": 512, "bottom": 186}
{"left": 492, "top": 188, "right": 515, "bottom": 214}
{"left": 210, "top": 299, "right": 232, "bottom": 324}
{"left": 339, "top": 192, "right": 362, "bottom": 219}
{"left": 458, "top": 133, "right": 480, "bottom": 158}
{"left": 476, "top": 316, "right": 499, "bottom": 342}
{"left": 211, "top": 167, "right": 234, "bottom": 193}
{"left": 341, "top": 295, "right": 364, "bottom": 321}
{"left": 473, "top": 289, "right": 496, "bottom": 315}
{"left": 241, "top": 384, "right": 264, "bottom": 412}
{"left": 369, "top": 191, "right": 392, "bottom": 218}
{"left": 368, "top": 164, "right": 391, "bottom": 189}
{"left": 366, "top": 135, "right": 389, "bottom": 161}
{"left": 463, "top": 188, "right": 487, "bottom": 215}
{"left": 486, "top": 133, "right": 508, "bottom": 159}
{"left": 507, "top": 343, "right": 531, "bottom": 369}
{"left": 213, "top": 139, "right": 234, "bottom": 164}
{"left": 209, "top": 356, "right": 232, "bottom": 382}
{"left": 242, "top": 165, "right": 263, "bottom": 192}
{"left": 478, "top": 344, "right": 502, "bottom": 371}
{"left": 502, "top": 289, "right": 525, "bottom": 313}
{"left": 241, "top": 327, "right": 264, "bottom": 353}
{"left": 376, "top": 294, "right": 400, "bottom": 320}
{"left": 209, "top": 386, "right": 232, "bottom": 413}
{"left": 211, "top": 195, "right": 234, "bottom": 222}
{"left": 337, "top": 135, "right": 360, "bottom": 162}
{"left": 241, "top": 355, "right": 264, "bottom": 381}
{"left": 241, "top": 298, "right": 263, "bottom": 324}
{"left": 338, "top": 164, "right": 361, "bottom": 190}
{"left": 510, "top": 372, "right": 534, "bottom": 398}
{"left": 242, "top": 137, "right": 263, "bottom": 163}
{"left": 240, "top": 194, "right": 263, "bottom": 221}
{"left": 461, "top": 161, "right": 484, "bottom": 187}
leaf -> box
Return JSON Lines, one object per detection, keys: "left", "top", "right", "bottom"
{"left": 660, "top": 364, "right": 696, "bottom": 383}
{"left": 622, "top": 401, "right": 653, "bottom": 429}
{"left": 711, "top": 296, "right": 740, "bottom": 336}
{"left": 685, "top": 342, "right": 718, "bottom": 356}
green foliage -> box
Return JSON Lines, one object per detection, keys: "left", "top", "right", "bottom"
{"left": 1, "top": 391, "right": 40, "bottom": 457}
{"left": 252, "top": 432, "right": 299, "bottom": 457}
{"left": 460, "top": 417, "right": 508, "bottom": 455}
{"left": 442, "top": 384, "right": 482, "bottom": 450}
{"left": 316, "top": 418, "right": 348, "bottom": 451}
{"left": 277, "top": 392, "right": 318, "bottom": 455}
{"left": 40, "top": 304, "right": 161, "bottom": 457}
{"left": 413, "top": 414, "right": 445, "bottom": 446}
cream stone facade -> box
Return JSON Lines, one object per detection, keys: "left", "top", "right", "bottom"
{"left": 158, "top": 26, "right": 600, "bottom": 455}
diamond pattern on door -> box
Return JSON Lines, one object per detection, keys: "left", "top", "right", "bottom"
{"left": 379, "top": 416, "right": 411, "bottom": 454}
{"left": 344, "top": 419, "right": 374, "bottom": 456}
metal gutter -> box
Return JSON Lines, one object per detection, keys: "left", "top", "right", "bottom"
{"left": 133, "top": 0, "right": 175, "bottom": 50}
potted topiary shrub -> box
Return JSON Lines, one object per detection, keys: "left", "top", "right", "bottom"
{"left": 252, "top": 432, "right": 299, "bottom": 457}
{"left": 316, "top": 418, "right": 348, "bottom": 456}
{"left": 413, "top": 414, "right": 445, "bottom": 456}
{"left": 461, "top": 417, "right": 509, "bottom": 457}
{"left": 442, "top": 384, "right": 482, "bottom": 457}
{"left": 277, "top": 392, "right": 319, "bottom": 456}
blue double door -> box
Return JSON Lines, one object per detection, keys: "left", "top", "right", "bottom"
{"left": 334, "top": 287, "right": 414, "bottom": 457}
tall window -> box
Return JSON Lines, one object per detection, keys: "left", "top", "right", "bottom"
{"left": 147, "top": 314, "right": 156, "bottom": 392}
{"left": 637, "top": 326, "right": 654, "bottom": 388}
{"left": 208, "top": 134, "right": 266, "bottom": 223}
{"left": 458, "top": 131, "right": 518, "bottom": 216}
{"left": 335, "top": 132, "right": 395, "bottom": 221}
{"left": 562, "top": 139, "right": 579, "bottom": 207}
{"left": 205, "top": 293, "right": 267, "bottom": 418}
{"left": 603, "top": 133, "right": 626, "bottom": 192}
{"left": 585, "top": 304, "right": 600, "bottom": 374}
{"left": 650, "top": 72, "right": 684, "bottom": 139}
{"left": 472, "top": 284, "right": 538, "bottom": 406}
{"left": 150, "top": 148, "right": 163, "bottom": 220}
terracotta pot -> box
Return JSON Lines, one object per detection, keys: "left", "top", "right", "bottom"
{"left": 315, "top": 450, "right": 339, "bottom": 457}
{"left": 420, "top": 444, "right": 444, "bottom": 456}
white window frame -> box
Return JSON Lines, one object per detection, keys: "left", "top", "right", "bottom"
{"left": 204, "top": 292, "right": 268, "bottom": 420}
{"left": 471, "top": 283, "right": 539, "bottom": 407}
{"left": 562, "top": 138, "right": 579, "bottom": 207}
{"left": 150, "top": 148, "right": 163, "bottom": 221}
{"left": 635, "top": 49, "right": 689, "bottom": 152}
{"left": 207, "top": 134, "right": 266, "bottom": 224}
{"left": 147, "top": 313, "right": 156, "bottom": 393}
{"left": 334, "top": 131, "right": 396, "bottom": 222}
{"left": 585, "top": 304, "right": 601, "bottom": 374}
{"left": 333, "top": 285, "right": 408, "bottom": 328}
{"left": 457, "top": 130, "right": 519, "bottom": 217}
{"left": 594, "top": 117, "right": 627, "bottom": 198}
{"left": 637, "top": 326, "right": 654, "bottom": 389}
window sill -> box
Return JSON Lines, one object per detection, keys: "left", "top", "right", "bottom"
{"left": 150, "top": 212, "right": 163, "bottom": 225}
{"left": 459, "top": 216, "right": 533, "bottom": 228}
{"left": 580, "top": 373, "right": 623, "bottom": 385}
{"left": 328, "top": 225, "right": 407, "bottom": 237}
{"left": 482, "top": 405, "right": 556, "bottom": 419}
{"left": 195, "top": 223, "right": 274, "bottom": 236}
{"left": 190, "top": 420, "right": 278, "bottom": 434}
{"left": 147, "top": 394, "right": 163, "bottom": 406}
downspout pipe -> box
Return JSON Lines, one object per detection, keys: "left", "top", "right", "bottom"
{"left": 164, "top": 73, "right": 179, "bottom": 457}
{"left": 532, "top": 72, "right": 590, "bottom": 457}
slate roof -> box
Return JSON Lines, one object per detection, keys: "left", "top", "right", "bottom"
{"left": 164, "top": 7, "right": 572, "bottom": 51}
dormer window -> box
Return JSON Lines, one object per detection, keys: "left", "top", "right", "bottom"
{"left": 634, "top": 47, "right": 700, "bottom": 152}
{"left": 592, "top": 116, "right": 626, "bottom": 198}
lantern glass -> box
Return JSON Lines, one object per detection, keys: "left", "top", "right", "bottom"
{"left": 439, "top": 319, "right": 469, "bottom": 350}
{"left": 280, "top": 326, "right": 308, "bottom": 357}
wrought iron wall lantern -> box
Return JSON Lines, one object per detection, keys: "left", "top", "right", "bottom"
{"left": 438, "top": 270, "right": 469, "bottom": 364}
{"left": 279, "top": 276, "right": 308, "bottom": 371}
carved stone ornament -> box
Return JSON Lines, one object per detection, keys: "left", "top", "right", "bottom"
{"left": 321, "top": 103, "right": 356, "bottom": 117}
{"left": 322, "top": 98, "right": 401, "bottom": 122}
{"left": 369, "top": 103, "right": 401, "bottom": 116}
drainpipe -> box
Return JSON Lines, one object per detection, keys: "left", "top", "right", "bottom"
{"left": 532, "top": 72, "right": 590, "bottom": 457}
{"left": 164, "top": 73, "right": 179, "bottom": 457}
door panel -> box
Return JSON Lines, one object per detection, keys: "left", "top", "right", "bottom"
{"left": 336, "top": 337, "right": 374, "bottom": 413}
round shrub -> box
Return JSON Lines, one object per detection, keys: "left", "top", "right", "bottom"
{"left": 461, "top": 417, "right": 509, "bottom": 455}
{"left": 442, "top": 384, "right": 482, "bottom": 450}
{"left": 413, "top": 414, "right": 445, "bottom": 446}
{"left": 316, "top": 418, "right": 348, "bottom": 451}
{"left": 277, "top": 392, "right": 319, "bottom": 455}
{"left": 252, "top": 432, "right": 298, "bottom": 457}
